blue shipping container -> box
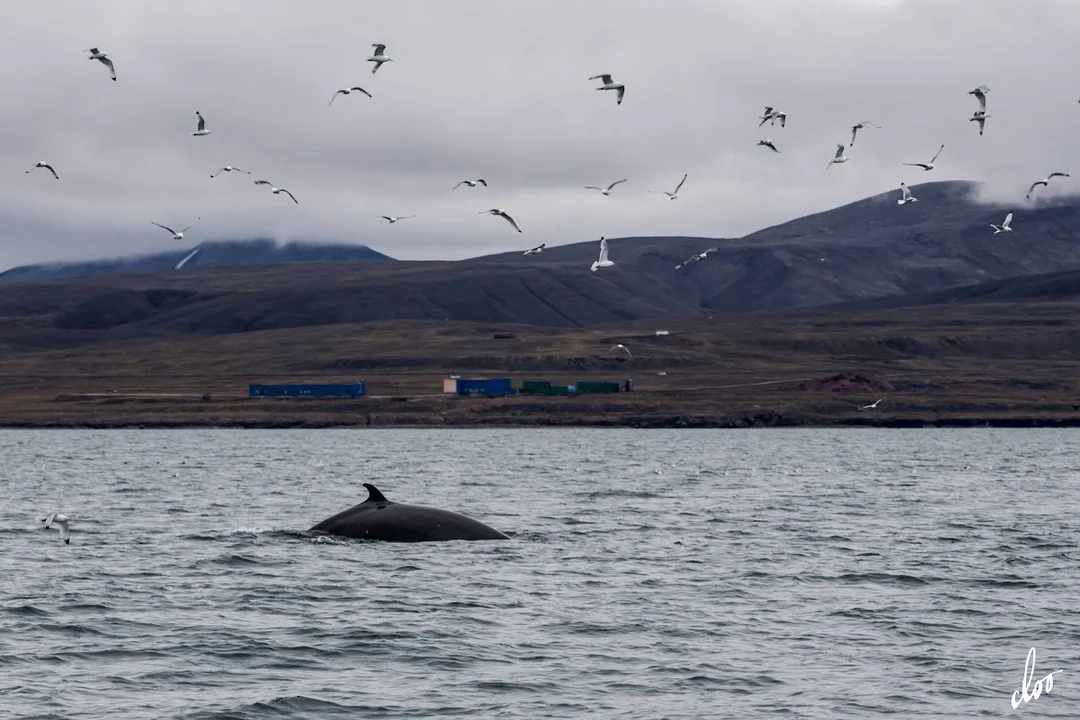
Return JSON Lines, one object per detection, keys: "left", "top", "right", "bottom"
{"left": 250, "top": 383, "right": 366, "bottom": 398}
{"left": 456, "top": 378, "right": 515, "bottom": 397}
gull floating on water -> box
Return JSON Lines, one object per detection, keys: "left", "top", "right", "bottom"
{"left": 609, "top": 344, "right": 632, "bottom": 360}
{"left": 970, "top": 111, "right": 989, "bottom": 136}
{"left": 826, "top": 143, "right": 849, "bottom": 169}
{"left": 589, "top": 74, "right": 625, "bottom": 105}
{"left": 903, "top": 144, "right": 945, "bottom": 171}
{"left": 380, "top": 215, "right": 415, "bottom": 224}
{"left": 151, "top": 217, "right": 200, "bottom": 240}
{"left": 1026, "top": 172, "right": 1071, "bottom": 200}
{"left": 26, "top": 162, "right": 59, "bottom": 179}
{"left": 453, "top": 179, "right": 487, "bottom": 190}
{"left": 192, "top": 111, "right": 211, "bottom": 136}
{"left": 649, "top": 173, "right": 687, "bottom": 199}
{"left": 480, "top": 208, "right": 521, "bottom": 233}
{"left": 859, "top": 398, "right": 885, "bottom": 410}
{"left": 897, "top": 182, "right": 917, "bottom": 205}
{"left": 968, "top": 85, "right": 989, "bottom": 112}
{"left": 585, "top": 179, "right": 628, "bottom": 195}
{"left": 41, "top": 513, "right": 71, "bottom": 544}
{"left": 991, "top": 212, "right": 1014, "bottom": 234}
{"left": 590, "top": 237, "right": 614, "bottom": 272}
{"left": 850, "top": 121, "right": 880, "bottom": 146}
{"left": 85, "top": 48, "right": 115, "bottom": 81}
{"left": 210, "top": 165, "right": 250, "bottom": 178}
{"left": 254, "top": 180, "right": 298, "bottom": 204}
{"left": 757, "top": 139, "right": 780, "bottom": 153}
{"left": 329, "top": 86, "right": 372, "bottom": 106}
{"left": 523, "top": 243, "right": 546, "bottom": 256}
{"left": 367, "top": 44, "right": 392, "bottom": 74}
{"left": 175, "top": 245, "right": 202, "bottom": 270}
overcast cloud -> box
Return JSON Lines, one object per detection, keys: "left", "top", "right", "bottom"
{"left": 1, "top": 0, "right": 1077, "bottom": 270}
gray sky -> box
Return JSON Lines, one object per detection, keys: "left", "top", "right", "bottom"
{"left": 2, "top": 0, "right": 1077, "bottom": 271}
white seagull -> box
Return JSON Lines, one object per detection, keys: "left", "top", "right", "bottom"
{"left": 649, "top": 173, "right": 687, "bottom": 199}
{"left": 210, "top": 165, "right": 250, "bottom": 178}
{"left": 970, "top": 111, "right": 989, "bottom": 136}
{"left": 590, "top": 236, "right": 614, "bottom": 272}
{"left": 175, "top": 245, "right": 202, "bottom": 270}
{"left": 253, "top": 180, "right": 299, "bottom": 204}
{"left": 41, "top": 513, "right": 71, "bottom": 544}
{"left": 585, "top": 179, "right": 628, "bottom": 195}
{"left": 757, "top": 139, "right": 780, "bottom": 153}
{"left": 589, "top": 74, "right": 625, "bottom": 105}
{"left": 826, "top": 144, "right": 849, "bottom": 169}
{"left": 523, "top": 243, "right": 546, "bottom": 256}
{"left": 26, "top": 161, "right": 59, "bottom": 179}
{"left": 675, "top": 247, "right": 718, "bottom": 270}
{"left": 452, "top": 179, "right": 487, "bottom": 190}
{"left": 85, "top": 47, "right": 116, "bottom": 81}
{"left": 859, "top": 398, "right": 886, "bottom": 410}
{"left": 329, "top": 86, "right": 372, "bottom": 106}
{"left": 480, "top": 209, "right": 522, "bottom": 233}
{"left": 367, "top": 44, "right": 392, "bottom": 74}
{"left": 991, "top": 212, "right": 1014, "bottom": 234}
{"left": 903, "top": 144, "right": 945, "bottom": 171}
{"left": 1026, "top": 173, "right": 1071, "bottom": 200}
{"left": 897, "top": 182, "right": 917, "bottom": 205}
{"left": 759, "top": 107, "right": 787, "bottom": 127}
{"left": 850, "top": 121, "right": 880, "bottom": 146}
{"left": 380, "top": 215, "right": 415, "bottom": 224}
{"left": 968, "top": 85, "right": 990, "bottom": 112}
{"left": 609, "top": 344, "right": 633, "bottom": 360}
{"left": 192, "top": 111, "right": 211, "bottom": 136}
{"left": 151, "top": 217, "right": 200, "bottom": 240}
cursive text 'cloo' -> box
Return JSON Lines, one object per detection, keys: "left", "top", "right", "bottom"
{"left": 1011, "top": 647, "right": 1062, "bottom": 709}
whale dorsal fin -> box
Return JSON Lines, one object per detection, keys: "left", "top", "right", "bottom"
{"left": 363, "top": 483, "right": 388, "bottom": 503}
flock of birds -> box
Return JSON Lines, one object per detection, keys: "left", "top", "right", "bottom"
{"left": 21, "top": 47, "right": 1077, "bottom": 276}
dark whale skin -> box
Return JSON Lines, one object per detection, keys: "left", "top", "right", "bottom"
{"left": 308, "top": 483, "right": 509, "bottom": 542}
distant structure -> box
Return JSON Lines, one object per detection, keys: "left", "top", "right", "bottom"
{"left": 655, "top": 330, "right": 670, "bottom": 336}
{"left": 250, "top": 383, "right": 366, "bottom": 398}
{"left": 444, "top": 378, "right": 516, "bottom": 397}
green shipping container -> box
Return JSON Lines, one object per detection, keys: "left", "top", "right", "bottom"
{"left": 577, "top": 381, "right": 620, "bottom": 394}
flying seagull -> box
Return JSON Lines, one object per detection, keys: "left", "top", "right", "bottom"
{"left": 192, "top": 111, "right": 211, "bottom": 136}
{"left": 859, "top": 398, "right": 885, "bottom": 410}
{"left": 210, "top": 165, "right": 250, "bottom": 178}
{"left": 970, "top": 111, "right": 989, "bottom": 136}
{"left": 329, "top": 86, "right": 372, "bottom": 106}
{"left": 368, "top": 44, "right": 392, "bottom": 74}
{"left": 589, "top": 74, "right": 625, "bottom": 105}
{"left": 380, "top": 215, "right": 415, "bottom": 224}
{"left": 826, "top": 143, "right": 849, "bottom": 169}
{"left": 25, "top": 161, "right": 59, "bottom": 179}
{"left": 253, "top": 180, "right": 299, "bottom": 204}
{"left": 151, "top": 217, "right": 200, "bottom": 240}
{"left": 175, "top": 245, "right": 202, "bottom": 270}
{"left": 41, "top": 513, "right": 71, "bottom": 544}
{"left": 453, "top": 179, "right": 487, "bottom": 190}
{"left": 991, "top": 212, "right": 1014, "bottom": 234}
{"left": 480, "top": 208, "right": 522, "bottom": 233}
{"left": 609, "top": 344, "right": 633, "bottom": 360}
{"left": 897, "top": 182, "right": 917, "bottom": 205}
{"left": 85, "top": 47, "right": 115, "bottom": 81}
{"left": 523, "top": 243, "right": 546, "bottom": 256}
{"left": 585, "top": 179, "right": 628, "bottom": 195}
{"left": 850, "top": 121, "right": 880, "bottom": 146}
{"left": 903, "top": 144, "right": 945, "bottom": 171}
{"left": 675, "top": 247, "right": 718, "bottom": 270}
{"left": 1026, "top": 173, "right": 1071, "bottom": 200}
{"left": 757, "top": 139, "right": 780, "bottom": 153}
{"left": 759, "top": 107, "right": 787, "bottom": 127}
{"left": 649, "top": 173, "right": 688, "bottom": 199}
{"left": 590, "top": 237, "right": 614, "bottom": 272}
{"left": 968, "top": 85, "right": 990, "bottom": 112}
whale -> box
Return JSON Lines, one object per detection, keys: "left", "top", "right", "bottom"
{"left": 308, "top": 483, "right": 509, "bottom": 542}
